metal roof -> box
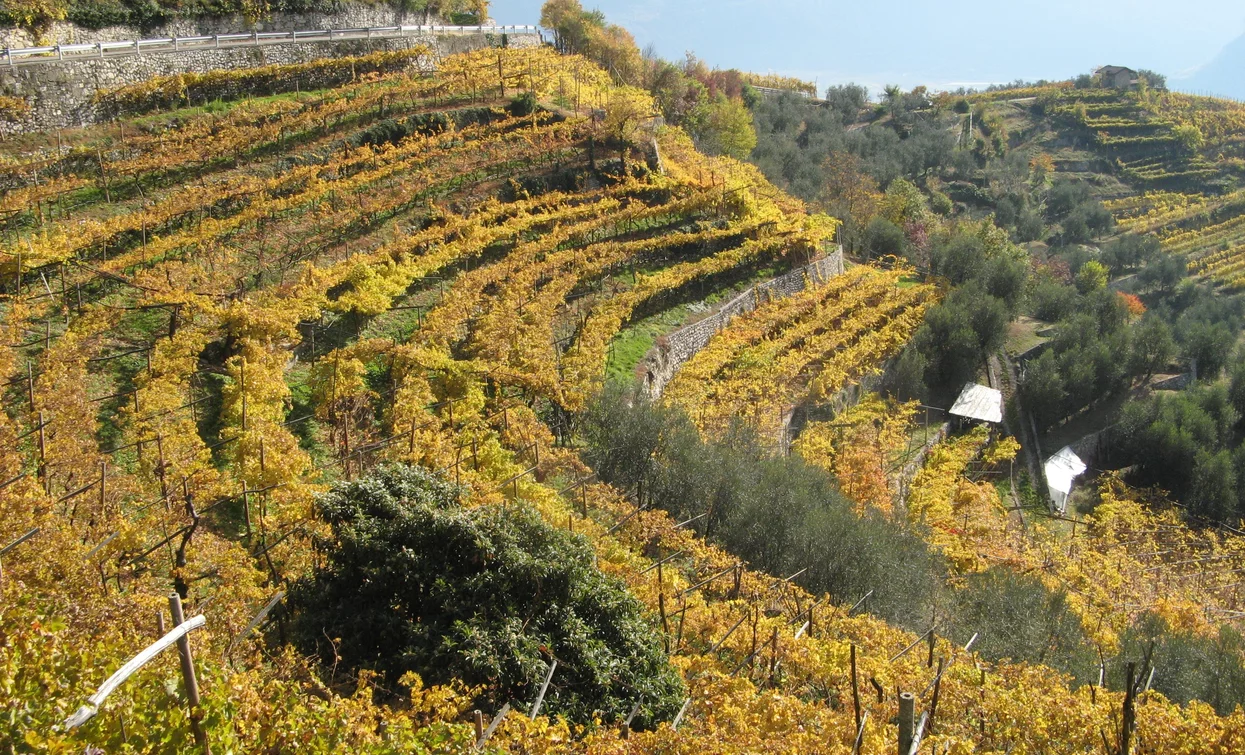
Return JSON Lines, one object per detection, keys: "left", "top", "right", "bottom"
{"left": 1045, "top": 447, "right": 1088, "bottom": 497}
{"left": 948, "top": 383, "right": 1003, "bottom": 424}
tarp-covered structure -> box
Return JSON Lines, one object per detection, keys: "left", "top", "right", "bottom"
{"left": 1045, "top": 446, "right": 1087, "bottom": 513}
{"left": 949, "top": 383, "right": 1003, "bottom": 425}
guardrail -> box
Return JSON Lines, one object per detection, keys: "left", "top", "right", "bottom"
{"left": 1, "top": 24, "right": 542, "bottom": 68}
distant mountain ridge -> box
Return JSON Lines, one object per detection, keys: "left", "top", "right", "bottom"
{"left": 1182, "top": 32, "right": 1245, "bottom": 100}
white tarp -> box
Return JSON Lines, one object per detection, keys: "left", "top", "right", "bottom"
{"left": 1045, "top": 446, "right": 1087, "bottom": 513}
{"left": 949, "top": 383, "right": 1003, "bottom": 424}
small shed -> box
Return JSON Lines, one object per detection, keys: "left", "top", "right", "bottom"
{"left": 949, "top": 383, "right": 1003, "bottom": 426}
{"left": 1045, "top": 446, "right": 1088, "bottom": 514}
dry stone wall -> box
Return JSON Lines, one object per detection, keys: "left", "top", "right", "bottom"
{"left": 0, "top": 9, "right": 538, "bottom": 133}
{"left": 640, "top": 247, "right": 844, "bottom": 398}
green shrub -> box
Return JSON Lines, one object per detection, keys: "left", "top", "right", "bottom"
{"left": 581, "top": 386, "right": 944, "bottom": 629}
{"left": 289, "top": 465, "right": 685, "bottom": 728}
{"left": 508, "top": 91, "right": 539, "bottom": 117}
{"left": 950, "top": 568, "right": 1096, "bottom": 683}
{"left": 1115, "top": 613, "right": 1245, "bottom": 715}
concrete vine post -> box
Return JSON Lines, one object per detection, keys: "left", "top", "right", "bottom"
{"left": 898, "top": 691, "right": 915, "bottom": 755}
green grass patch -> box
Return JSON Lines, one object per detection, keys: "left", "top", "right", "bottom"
{"left": 603, "top": 262, "right": 786, "bottom": 384}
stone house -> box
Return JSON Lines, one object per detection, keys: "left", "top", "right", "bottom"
{"left": 1096, "top": 65, "right": 1139, "bottom": 89}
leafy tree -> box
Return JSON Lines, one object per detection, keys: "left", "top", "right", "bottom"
{"left": 1046, "top": 179, "right": 1092, "bottom": 220}
{"left": 1136, "top": 69, "right": 1168, "bottom": 90}
{"left": 862, "top": 216, "right": 906, "bottom": 261}
{"left": 983, "top": 255, "right": 1029, "bottom": 312}
{"left": 1139, "top": 254, "right": 1187, "bottom": 292}
{"left": 601, "top": 87, "right": 654, "bottom": 170}
{"left": 951, "top": 569, "right": 1095, "bottom": 682}
{"left": 1229, "top": 355, "right": 1245, "bottom": 421}
{"left": 914, "top": 299, "right": 986, "bottom": 396}
{"left": 1020, "top": 351, "right": 1066, "bottom": 431}
{"left": 931, "top": 233, "right": 986, "bottom": 285}
{"left": 1118, "top": 614, "right": 1245, "bottom": 715}
{"left": 824, "top": 84, "right": 869, "bottom": 125}
{"left": 1076, "top": 260, "right": 1109, "bottom": 293}
{"left": 1029, "top": 280, "right": 1078, "bottom": 322}
{"left": 540, "top": 0, "right": 601, "bottom": 53}
{"left": 587, "top": 23, "right": 644, "bottom": 85}
{"left": 883, "top": 85, "right": 902, "bottom": 117}
{"left": 1129, "top": 316, "right": 1175, "bottom": 382}
{"left": 647, "top": 60, "right": 706, "bottom": 126}
{"left": 1181, "top": 320, "right": 1235, "bottom": 380}
{"left": 1102, "top": 234, "right": 1160, "bottom": 275}
{"left": 878, "top": 178, "right": 930, "bottom": 226}
{"left": 692, "top": 93, "right": 758, "bottom": 159}
{"left": 541, "top": 0, "right": 641, "bottom": 84}
{"left": 818, "top": 151, "right": 882, "bottom": 253}
{"left": 886, "top": 346, "right": 927, "bottom": 402}
{"left": 1192, "top": 448, "right": 1239, "bottom": 522}
{"left": 1173, "top": 122, "right": 1205, "bottom": 151}
{"left": 289, "top": 465, "right": 685, "bottom": 727}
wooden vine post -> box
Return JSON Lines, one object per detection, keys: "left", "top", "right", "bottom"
{"left": 63, "top": 602, "right": 206, "bottom": 737}
{"left": 850, "top": 644, "right": 862, "bottom": 747}
{"left": 1122, "top": 661, "right": 1136, "bottom": 755}
{"left": 169, "top": 592, "right": 210, "bottom": 753}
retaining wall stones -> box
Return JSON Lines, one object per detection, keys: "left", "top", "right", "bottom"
{"left": 0, "top": 10, "right": 538, "bottom": 133}
{"left": 639, "top": 247, "right": 845, "bottom": 398}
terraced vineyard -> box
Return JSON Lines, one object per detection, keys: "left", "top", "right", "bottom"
{"left": 7, "top": 45, "right": 1245, "bottom": 753}
{"left": 981, "top": 86, "right": 1245, "bottom": 287}
{"left": 664, "top": 265, "right": 934, "bottom": 443}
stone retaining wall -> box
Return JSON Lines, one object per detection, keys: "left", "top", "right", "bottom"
{"left": 0, "top": 10, "right": 538, "bottom": 133}
{"left": 639, "top": 247, "right": 845, "bottom": 398}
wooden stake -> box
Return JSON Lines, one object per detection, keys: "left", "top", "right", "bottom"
{"left": 1122, "top": 661, "right": 1136, "bottom": 755}
{"left": 169, "top": 593, "right": 209, "bottom": 753}
{"left": 98, "top": 461, "right": 106, "bottom": 522}
{"left": 240, "top": 359, "right": 248, "bottom": 432}
{"left": 850, "top": 644, "right": 861, "bottom": 747}
{"left": 242, "top": 481, "right": 252, "bottom": 540}
{"left": 658, "top": 563, "right": 669, "bottom": 651}
{"left": 767, "top": 627, "right": 778, "bottom": 683}
{"left": 96, "top": 148, "right": 111, "bottom": 203}
{"left": 36, "top": 410, "right": 47, "bottom": 494}
{"left": 473, "top": 710, "right": 483, "bottom": 741}
{"left": 156, "top": 435, "right": 169, "bottom": 509}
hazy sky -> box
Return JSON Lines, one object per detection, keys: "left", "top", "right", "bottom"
{"left": 489, "top": 0, "right": 1245, "bottom": 95}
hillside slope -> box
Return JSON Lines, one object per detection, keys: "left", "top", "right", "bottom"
{"left": 7, "top": 44, "right": 1245, "bottom": 753}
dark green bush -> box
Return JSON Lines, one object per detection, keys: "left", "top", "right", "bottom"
{"left": 508, "top": 91, "right": 539, "bottom": 117}
{"left": 289, "top": 465, "right": 684, "bottom": 728}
